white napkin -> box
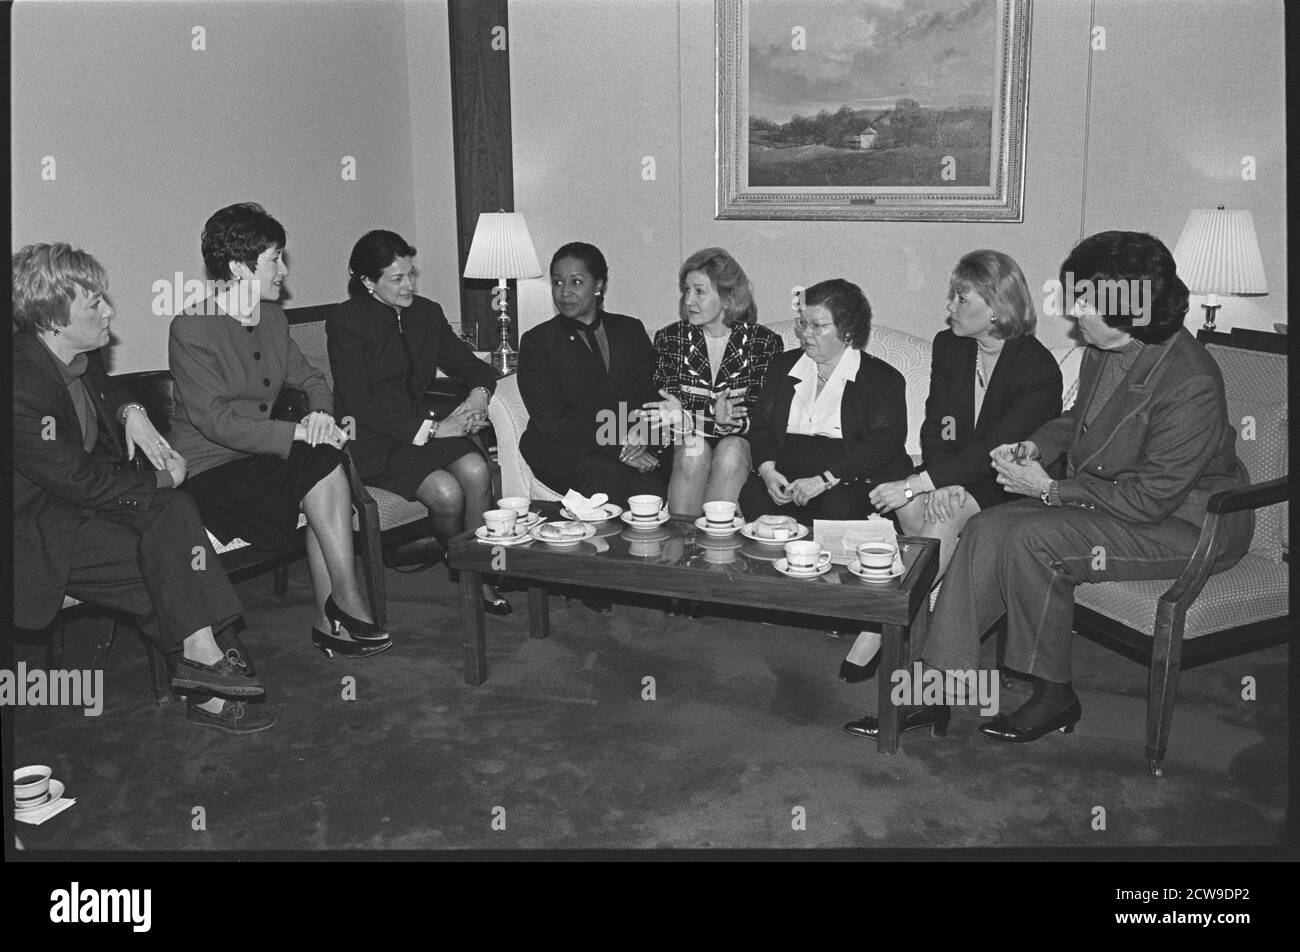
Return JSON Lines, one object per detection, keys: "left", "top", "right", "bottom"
{"left": 814, "top": 515, "right": 904, "bottom": 570}
{"left": 563, "top": 489, "right": 608, "bottom": 519}
{"left": 14, "top": 792, "right": 76, "bottom": 825}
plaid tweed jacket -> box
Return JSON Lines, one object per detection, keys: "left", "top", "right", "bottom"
{"left": 651, "top": 319, "right": 786, "bottom": 437}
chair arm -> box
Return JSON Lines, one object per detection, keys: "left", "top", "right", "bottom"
{"left": 342, "top": 449, "right": 381, "bottom": 534}
{"left": 1158, "top": 477, "right": 1287, "bottom": 608}
{"left": 1206, "top": 476, "right": 1288, "bottom": 514}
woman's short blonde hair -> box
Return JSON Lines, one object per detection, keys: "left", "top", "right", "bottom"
{"left": 11, "top": 242, "right": 107, "bottom": 334}
{"left": 949, "top": 249, "right": 1037, "bottom": 339}
{"left": 678, "top": 247, "right": 757, "bottom": 328}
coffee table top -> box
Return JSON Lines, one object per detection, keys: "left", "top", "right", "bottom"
{"left": 448, "top": 503, "right": 938, "bottom": 627}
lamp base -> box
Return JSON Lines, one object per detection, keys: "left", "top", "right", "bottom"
{"left": 492, "top": 340, "right": 517, "bottom": 375}
{"left": 1200, "top": 302, "right": 1221, "bottom": 332}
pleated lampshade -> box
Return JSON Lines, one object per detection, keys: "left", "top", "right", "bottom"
{"left": 1172, "top": 207, "right": 1268, "bottom": 295}
{"left": 463, "top": 212, "right": 542, "bottom": 280}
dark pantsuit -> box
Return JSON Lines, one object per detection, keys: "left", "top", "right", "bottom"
{"left": 921, "top": 500, "right": 1232, "bottom": 682}
{"left": 64, "top": 491, "right": 242, "bottom": 655}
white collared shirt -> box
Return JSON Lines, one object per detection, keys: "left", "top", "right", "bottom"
{"left": 786, "top": 348, "right": 860, "bottom": 438}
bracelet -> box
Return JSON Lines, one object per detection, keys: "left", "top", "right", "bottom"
{"left": 118, "top": 402, "right": 147, "bottom": 424}
{"left": 429, "top": 419, "right": 440, "bottom": 438}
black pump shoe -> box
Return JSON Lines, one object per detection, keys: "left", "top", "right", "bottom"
{"left": 483, "top": 595, "right": 513, "bottom": 616}
{"left": 324, "top": 595, "right": 389, "bottom": 642}
{"left": 978, "top": 698, "right": 1081, "bottom": 743}
{"left": 311, "top": 627, "right": 392, "bottom": 659}
{"left": 843, "top": 705, "right": 950, "bottom": 738}
{"left": 838, "top": 654, "right": 880, "bottom": 683}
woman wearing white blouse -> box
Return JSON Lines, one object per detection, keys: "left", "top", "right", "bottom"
{"left": 739, "top": 279, "right": 912, "bottom": 524}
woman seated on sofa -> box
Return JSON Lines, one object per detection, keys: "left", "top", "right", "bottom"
{"left": 517, "top": 241, "right": 666, "bottom": 506}
{"left": 844, "top": 231, "right": 1253, "bottom": 743}
{"left": 637, "top": 248, "right": 784, "bottom": 517}
{"left": 327, "top": 230, "right": 509, "bottom": 615}
{"left": 837, "top": 250, "right": 1063, "bottom": 689}
{"left": 738, "top": 278, "right": 911, "bottom": 525}
{"left": 168, "top": 202, "right": 390, "bottom": 660}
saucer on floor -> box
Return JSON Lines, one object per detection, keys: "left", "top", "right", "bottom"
{"left": 475, "top": 525, "right": 533, "bottom": 545}
{"left": 561, "top": 503, "right": 623, "bottom": 522}
{"left": 848, "top": 559, "right": 903, "bottom": 581}
{"left": 694, "top": 515, "right": 745, "bottom": 536}
{"left": 621, "top": 510, "right": 670, "bottom": 529}
{"left": 774, "top": 557, "right": 831, "bottom": 579}
{"left": 15, "top": 779, "right": 65, "bottom": 812}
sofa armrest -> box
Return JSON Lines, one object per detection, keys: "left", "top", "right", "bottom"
{"left": 1206, "top": 476, "right": 1287, "bottom": 515}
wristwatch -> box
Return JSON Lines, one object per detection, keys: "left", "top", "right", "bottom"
{"left": 902, "top": 480, "right": 915, "bottom": 501}
{"left": 1040, "top": 480, "right": 1056, "bottom": 506}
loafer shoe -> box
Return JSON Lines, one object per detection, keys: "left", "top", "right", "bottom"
{"left": 186, "top": 699, "right": 275, "bottom": 734}
{"left": 172, "top": 649, "right": 264, "bottom": 697}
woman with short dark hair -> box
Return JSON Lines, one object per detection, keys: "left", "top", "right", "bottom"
{"left": 739, "top": 278, "right": 912, "bottom": 524}
{"left": 169, "top": 203, "right": 391, "bottom": 660}
{"left": 328, "top": 229, "right": 508, "bottom": 614}
{"left": 640, "top": 248, "right": 784, "bottom": 516}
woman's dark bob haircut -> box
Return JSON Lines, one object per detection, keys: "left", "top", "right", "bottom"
{"left": 803, "top": 278, "right": 872, "bottom": 349}
{"left": 201, "top": 203, "right": 287, "bottom": 281}
{"left": 349, "top": 230, "right": 417, "bottom": 297}
{"left": 550, "top": 242, "right": 609, "bottom": 287}
{"left": 1058, "top": 230, "right": 1189, "bottom": 345}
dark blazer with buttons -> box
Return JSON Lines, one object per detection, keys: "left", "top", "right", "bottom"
{"left": 1030, "top": 327, "right": 1252, "bottom": 557}
{"left": 517, "top": 311, "right": 659, "bottom": 483}
{"left": 920, "top": 329, "right": 1062, "bottom": 510}
{"left": 748, "top": 347, "right": 912, "bottom": 486}
{"left": 168, "top": 300, "right": 333, "bottom": 478}
{"left": 12, "top": 333, "right": 156, "bottom": 628}
{"left": 327, "top": 293, "right": 498, "bottom": 480}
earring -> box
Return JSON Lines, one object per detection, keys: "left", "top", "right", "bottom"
{"left": 990, "top": 316, "right": 997, "bottom": 324}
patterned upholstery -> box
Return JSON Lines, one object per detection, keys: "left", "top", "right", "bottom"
{"left": 287, "top": 320, "right": 334, "bottom": 390}
{"left": 1204, "top": 344, "right": 1288, "bottom": 561}
{"left": 352, "top": 486, "right": 428, "bottom": 532}
{"left": 488, "top": 373, "right": 564, "bottom": 501}
{"left": 1075, "top": 554, "right": 1288, "bottom": 639}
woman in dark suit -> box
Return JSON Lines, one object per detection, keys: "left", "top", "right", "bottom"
{"left": 328, "top": 230, "right": 508, "bottom": 614}
{"left": 739, "top": 278, "right": 911, "bottom": 524}
{"left": 518, "top": 242, "right": 667, "bottom": 505}
{"left": 839, "top": 251, "right": 1062, "bottom": 690}
{"left": 851, "top": 232, "right": 1253, "bottom": 743}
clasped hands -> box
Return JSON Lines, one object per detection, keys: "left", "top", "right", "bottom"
{"left": 990, "top": 441, "right": 1053, "bottom": 497}
{"left": 295, "top": 411, "right": 349, "bottom": 448}
{"left": 759, "top": 465, "right": 826, "bottom": 507}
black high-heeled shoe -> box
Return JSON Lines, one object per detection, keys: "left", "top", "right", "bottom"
{"left": 842, "top": 705, "right": 949, "bottom": 738}
{"left": 324, "top": 595, "right": 389, "bottom": 642}
{"left": 978, "top": 698, "right": 1082, "bottom": 743}
{"left": 311, "top": 627, "right": 393, "bottom": 659}
{"left": 838, "top": 654, "right": 880, "bottom": 683}
{"left": 483, "top": 594, "right": 512, "bottom": 616}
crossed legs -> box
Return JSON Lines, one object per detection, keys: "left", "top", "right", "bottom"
{"left": 302, "top": 464, "right": 374, "bottom": 632}
{"left": 414, "top": 451, "right": 497, "bottom": 600}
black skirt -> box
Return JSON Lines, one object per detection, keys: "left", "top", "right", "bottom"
{"left": 354, "top": 437, "right": 484, "bottom": 501}
{"left": 738, "top": 433, "right": 875, "bottom": 526}
{"left": 184, "top": 443, "right": 344, "bottom": 552}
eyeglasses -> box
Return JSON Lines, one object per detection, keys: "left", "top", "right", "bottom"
{"left": 794, "top": 317, "right": 836, "bottom": 335}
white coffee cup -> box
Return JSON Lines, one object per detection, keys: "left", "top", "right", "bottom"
{"left": 628, "top": 494, "right": 664, "bottom": 519}
{"left": 703, "top": 501, "right": 737, "bottom": 526}
{"left": 784, "top": 540, "right": 830, "bottom": 572}
{"left": 483, "top": 509, "right": 518, "bottom": 536}
{"left": 497, "top": 496, "right": 531, "bottom": 519}
{"left": 858, "top": 541, "right": 896, "bottom": 570}
{"left": 14, "top": 765, "right": 52, "bottom": 810}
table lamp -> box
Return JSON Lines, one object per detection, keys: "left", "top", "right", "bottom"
{"left": 463, "top": 211, "right": 542, "bottom": 373}
{"left": 1172, "top": 205, "right": 1268, "bottom": 331}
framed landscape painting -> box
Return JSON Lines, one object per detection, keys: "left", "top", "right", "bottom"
{"left": 716, "top": 0, "right": 1032, "bottom": 221}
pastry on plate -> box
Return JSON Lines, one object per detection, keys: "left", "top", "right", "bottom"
{"left": 536, "top": 520, "right": 588, "bottom": 541}
{"left": 752, "top": 514, "right": 798, "bottom": 539}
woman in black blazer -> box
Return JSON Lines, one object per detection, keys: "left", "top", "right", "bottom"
{"left": 739, "top": 278, "right": 912, "bottom": 524}
{"left": 517, "top": 242, "right": 667, "bottom": 505}
{"left": 838, "top": 250, "right": 1062, "bottom": 695}
{"left": 328, "top": 230, "right": 508, "bottom": 613}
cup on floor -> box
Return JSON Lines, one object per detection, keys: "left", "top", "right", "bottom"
{"left": 14, "top": 765, "right": 52, "bottom": 810}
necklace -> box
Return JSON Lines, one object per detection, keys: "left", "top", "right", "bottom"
{"left": 975, "top": 345, "right": 1002, "bottom": 389}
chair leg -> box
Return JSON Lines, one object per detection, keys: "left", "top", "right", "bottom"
{"left": 273, "top": 561, "right": 289, "bottom": 596}
{"left": 362, "top": 528, "right": 387, "bottom": 629}
{"left": 1146, "top": 600, "right": 1188, "bottom": 778}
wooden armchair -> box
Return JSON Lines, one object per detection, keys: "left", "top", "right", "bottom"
{"left": 1040, "top": 329, "right": 1289, "bottom": 776}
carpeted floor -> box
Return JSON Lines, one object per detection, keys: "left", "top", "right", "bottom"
{"left": 8, "top": 558, "right": 1289, "bottom": 852}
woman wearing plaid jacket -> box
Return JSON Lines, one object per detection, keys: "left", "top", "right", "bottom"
{"left": 641, "top": 248, "right": 785, "bottom": 516}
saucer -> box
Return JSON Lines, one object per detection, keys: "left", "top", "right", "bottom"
{"left": 621, "top": 509, "right": 670, "bottom": 529}
{"left": 694, "top": 515, "right": 745, "bottom": 536}
{"left": 619, "top": 526, "right": 672, "bottom": 544}
{"left": 774, "top": 558, "right": 831, "bottom": 579}
{"left": 561, "top": 503, "right": 623, "bottom": 523}
{"left": 475, "top": 525, "right": 533, "bottom": 545}
{"left": 15, "top": 780, "right": 64, "bottom": 812}
{"left": 515, "top": 512, "right": 545, "bottom": 529}
{"left": 740, "top": 522, "right": 808, "bottom": 545}
{"left": 530, "top": 523, "right": 596, "bottom": 547}
{"left": 848, "top": 559, "right": 903, "bottom": 581}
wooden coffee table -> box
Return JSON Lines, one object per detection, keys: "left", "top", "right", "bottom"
{"left": 445, "top": 504, "right": 938, "bottom": 754}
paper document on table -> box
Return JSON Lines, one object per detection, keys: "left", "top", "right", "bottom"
{"left": 814, "top": 515, "right": 899, "bottom": 565}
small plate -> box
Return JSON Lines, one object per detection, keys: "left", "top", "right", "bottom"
{"left": 620, "top": 510, "right": 670, "bottom": 529}
{"left": 475, "top": 525, "right": 533, "bottom": 545}
{"left": 694, "top": 515, "right": 745, "bottom": 536}
{"left": 530, "top": 522, "right": 597, "bottom": 546}
{"left": 515, "top": 512, "right": 545, "bottom": 529}
{"left": 848, "top": 559, "right": 903, "bottom": 581}
{"left": 774, "top": 557, "right": 831, "bottom": 579}
{"left": 561, "top": 503, "right": 624, "bottom": 523}
{"left": 15, "top": 779, "right": 65, "bottom": 812}
{"left": 740, "top": 521, "right": 808, "bottom": 545}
